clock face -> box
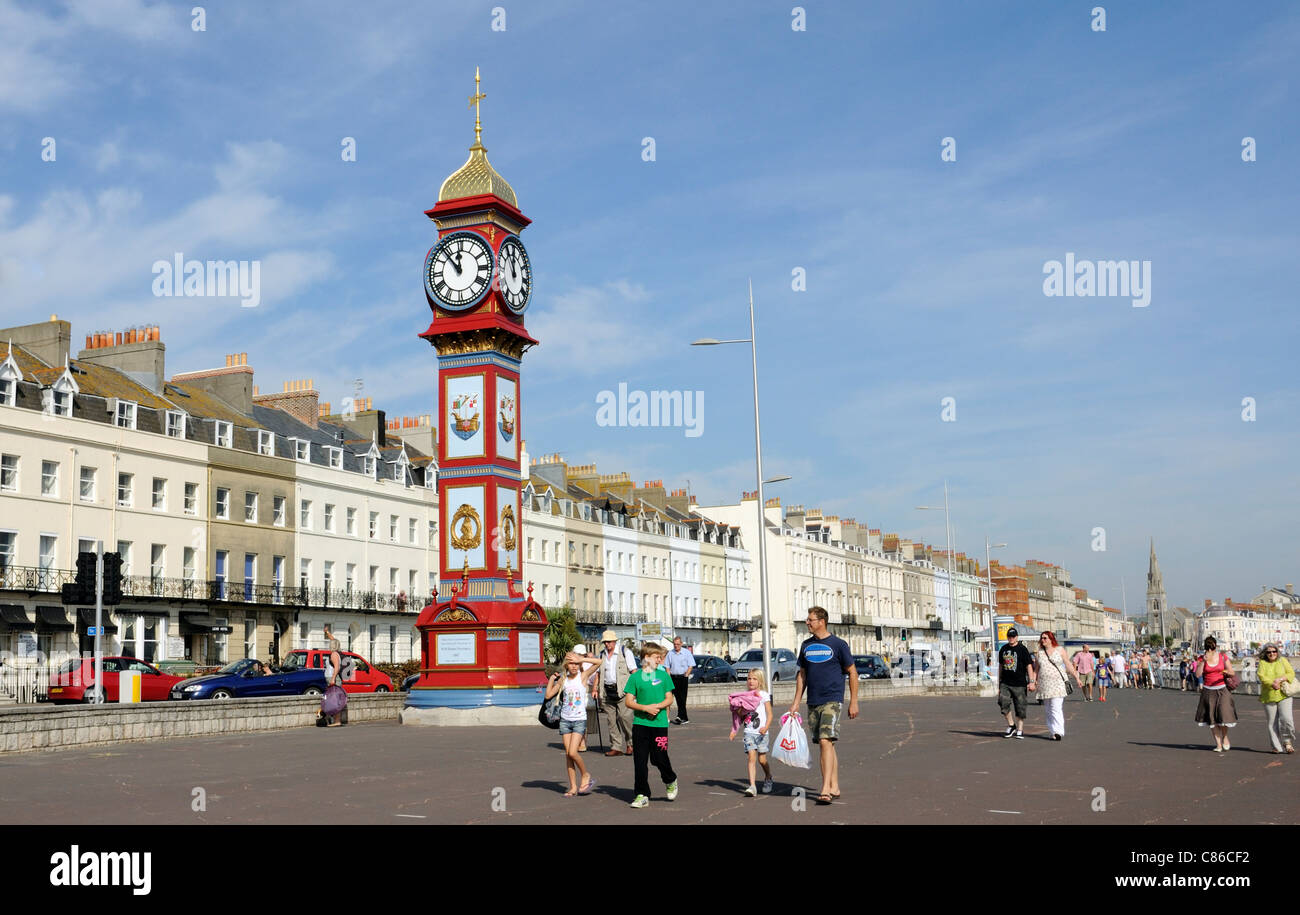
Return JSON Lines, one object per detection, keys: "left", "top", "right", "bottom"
{"left": 426, "top": 231, "right": 494, "bottom": 311}
{"left": 496, "top": 236, "right": 532, "bottom": 314}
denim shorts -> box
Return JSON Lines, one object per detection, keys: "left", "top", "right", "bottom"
{"left": 559, "top": 719, "right": 587, "bottom": 735}
{"left": 742, "top": 732, "right": 770, "bottom": 754}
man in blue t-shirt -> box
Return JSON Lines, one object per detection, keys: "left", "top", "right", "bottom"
{"left": 787, "top": 606, "right": 858, "bottom": 805}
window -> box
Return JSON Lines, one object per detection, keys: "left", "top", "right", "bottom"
{"left": 425, "top": 469, "right": 436, "bottom": 489}
{"left": 393, "top": 462, "right": 404, "bottom": 482}
{"left": 428, "top": 520, "right": 437, "bottom": 543}
{"left": 299, "top": 559, "right": 310, "bottom": 589}
{"left": 346, "top": 563, "right": 356, "bottom": 592}
{"left": 244, "top": 491, "right": 258, "bottom": 523}
{"left": 300, "top": 500, "right": 312, "bottom": 529}
{"left": 362, "top": 454, "right": 376, "bottom": 477}
{"left": 369, "top": 565, "right": 378, "bottom": 590}
{"left": 408, "top": 518, "right": 417, "bottom": 544}
{"left": 294, "top": 439, "right": 309, "bottom": 462}
{"left": 389, "top": 515, "right": 398, "bottom": 541}
{"left": 215, "top": 487, "right": 230, "bottom": 519}
{"left": 409, "top": 570, "right": 417, "bottom": 596}
{"left": 184, "top": 482, "right": 197, "bottom": 515}
{"left": 369, "top": 512, "right": 378, "bottom": 539}
{"left": 244, "top": 618, "right": 257, "bottom": 659}
{"left": 150, "top": 544, "right": 165, "bottom": 582}
{"left": 323, "top": 561, "right": 334, "bottom": 589}
{"left": 389, "top": 568, "right": 398, "bottom": 594}
{"left": 273, "top": 495, "right": 285, "bottom": 526}
{"left": 272, "top": 556, "right": 284, "bottom": 602}
{"left": 0, "top": 377, "right": 12, "bottom": 407}
{"left": 328, "top": 447, "right": 342, "bottom": 469}
{"left": 4, "top": 532, "right": 22, "bottom": 577}
{"left": 38, "top": 535, "right": 57, "bottom": 586}
{"left": 115, "top": 401, "right": 137, "bottom": 429}
{"left": 117, "top": 473, "right": 133, "bottom": 507}
{"left": 527, "top": 538, "right": 535, "bottom": 560}
{"left": 116, "top": 540, "right": 132, "bottom": 575}
{"left": 0, "top": 455, "right": 17, "bottom": 492}
{"left": 41, "top": 460, "right": 58, "bottom": 497}
{"left": 215, "top": 551, "right": 228, "bottom": 599}
{"left": 183, "top": 547, "right": 196, "bottom": 582}
{"left": 215, "top": 421, "right": 233, "bottom": 448}
{"left": 324, "top": 504, "right": 336, "bottom": 532}
{"left": 346, "top": 507, "right": 357, "bottom": 536}
{"left": 146, "top": 477, "right": 165, "bottom": 511}
{"left": 80, "top": 467, "right": 96, "bottom": 502}
{"left": 166, "top": 411, "right": 186, "bottom": 438}
{"left": 257, "top": 430, "right": 274, "bottom": 456}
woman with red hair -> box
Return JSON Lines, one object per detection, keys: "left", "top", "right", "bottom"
{"left": 1033, "top": 631, "right": 1082, "bottom": 740}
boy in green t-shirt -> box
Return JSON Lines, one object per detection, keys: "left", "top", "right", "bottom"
{"left": 623, "top": 644, "right": 680, "bottom": 808}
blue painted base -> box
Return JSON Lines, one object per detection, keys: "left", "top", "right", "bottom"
{"left": 405, "top": 687, "right": 542, "bottom": 709}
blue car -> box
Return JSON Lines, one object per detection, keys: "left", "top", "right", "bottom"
{"left": 169, "top": 658, "right": 327, "bottom": 700}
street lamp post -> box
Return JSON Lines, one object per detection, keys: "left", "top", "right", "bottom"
{"left": 692, "top": 280, "right": 788, "bottom": 695}
{"left": 984, "top": 538, "right": 1007, "bottom": 666}
{"left": 916, "top": 483, "right": 956, "bottom": 679}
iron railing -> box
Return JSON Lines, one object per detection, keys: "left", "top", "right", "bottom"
{"left": 0, "top": 565, "right": 76, "bottom": 593}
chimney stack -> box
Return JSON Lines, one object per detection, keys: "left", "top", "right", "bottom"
{"left": 77, "top": 324, "right": 166, "bottom": 392}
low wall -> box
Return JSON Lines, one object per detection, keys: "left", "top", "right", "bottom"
{"left": 0, "top": 693, "right": 405, "bottom": 755}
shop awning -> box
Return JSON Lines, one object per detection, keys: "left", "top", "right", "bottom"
{"left": 0, "top": 605, "right": 34, "bottom": 630}
{"left": 35, "top": 606, "right": 74, "bottom": 631}
{"left": 76, "top": 608, "right": 118, "bottom": 634}
{"left": 179, "top": 613, "right": 232, "bottom": 634}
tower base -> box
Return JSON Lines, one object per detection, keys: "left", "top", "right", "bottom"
{"left": 400, "top": 703, "right": 540, "bottom": 728}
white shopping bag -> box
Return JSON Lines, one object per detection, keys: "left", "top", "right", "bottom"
{"left": 771, "top": 712, "right": 811, "bottom": 769}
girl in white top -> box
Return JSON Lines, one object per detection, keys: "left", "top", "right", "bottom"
{"left": 545, "top": 649, "right": 603, "bottom": 796}
{"left": 729, "top": 669, "right": 774, "bottom": 796}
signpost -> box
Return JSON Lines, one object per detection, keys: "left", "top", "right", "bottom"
{"left": 93, "top": 541, "right": 104, "bottom": 705}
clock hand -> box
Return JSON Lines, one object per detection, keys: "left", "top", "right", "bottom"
{"left": 447, "top": 250, "right": 461, "bottom": 275}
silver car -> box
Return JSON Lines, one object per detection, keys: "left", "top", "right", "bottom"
{"left": 731, "top": 648, "right": 798, "bottom": 682}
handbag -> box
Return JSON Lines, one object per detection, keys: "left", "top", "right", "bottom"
{"left": 1221, "top": 658, "right": 1239, "bottom": 691}
{"left": 1048, "top": 651, "right": 1073, "bottom": 695}
{"left": 538, "top": 679, "right": 563, "bottom": 729}
{"left": 1280, "top": 678, "right": 1300, "bottom": 699}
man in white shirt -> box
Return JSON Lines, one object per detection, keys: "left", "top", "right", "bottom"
{"left": 666, "top": 636, "right": 696, "bottom": 725}
{"left": 594, "top": 630, "right": 636, "bottom": 756}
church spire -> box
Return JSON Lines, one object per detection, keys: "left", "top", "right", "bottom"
{"left": 1147, "top": 537, "right": 1162, "bottom": 589}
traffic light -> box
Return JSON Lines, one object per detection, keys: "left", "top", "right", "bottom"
{"left": 101, "top": 552, "right": 124, "bottom": 605}
{"left": 62, "top": 551, "right": 99, "bottom": 605}
{"left": 901, "top": 629, "right": 907, "bottom": 641}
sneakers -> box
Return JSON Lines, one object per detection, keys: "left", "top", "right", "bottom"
{"left": 666, "top": 780, "right": 679, "bottom": 801}
{"left": 671, "top": 717, "right": 682, "bottom": 726}
{"left": 762, "top": 778, "right": 773, "bottom": 794}
{"left": 629, "top": 795, "right": 649, "bottom": 808}
{"left": 743, "top": 785, "right": 757, "bottom": 797}
{"left": 1003, "top": 726, "right": 1016, "bottom": 738}
{"left": 1052, "top": 734, "right": 1062, "bottom": 741}
{"left": 1014, "top": 731, "right": 1024, "bottom": 739}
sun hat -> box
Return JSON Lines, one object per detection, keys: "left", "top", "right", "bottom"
{"left": 572, "top": 644, "right": 587, "bottom": 656}
{"left": 600, "top": 630, "right": 618, "bottom": 642}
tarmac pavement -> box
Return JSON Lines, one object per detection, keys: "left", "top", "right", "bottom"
{"left": 0, "top": 686, "right": 1292, "bottom": 825}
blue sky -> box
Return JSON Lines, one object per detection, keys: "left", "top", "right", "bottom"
{"left": 1, "top": 0, "right": 1296, "bottom": 612}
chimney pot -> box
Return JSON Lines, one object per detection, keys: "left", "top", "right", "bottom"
{"left": 115, "top": 332, "right": 122, "bottom": 346}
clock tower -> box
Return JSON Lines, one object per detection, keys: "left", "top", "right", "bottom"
{"left": 407, "top": 70, "right": 547, "bottom": 712}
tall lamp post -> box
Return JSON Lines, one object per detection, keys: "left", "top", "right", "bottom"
{"left": 692, "top": 280, "right": 787, "bottom": 694}
{"left": 917, "top": 482, "right": 956, "bottom": 678}
{"left": 984, "top": 538, "right": 1007, "bottom": 661}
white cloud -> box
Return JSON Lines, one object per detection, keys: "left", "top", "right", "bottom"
{"left": 527, "top": 280, "right": 665, "bottom": 376}
{"left": 214, "top": 140, "right": 291, "bottom": 191}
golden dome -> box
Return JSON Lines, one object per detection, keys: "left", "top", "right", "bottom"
{"left": 437, "top": 140, "right": 518, "bottom": 208}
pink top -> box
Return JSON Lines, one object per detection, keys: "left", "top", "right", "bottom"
{"left": 1200, "top": 653, "right": 1225, "bottom": 688}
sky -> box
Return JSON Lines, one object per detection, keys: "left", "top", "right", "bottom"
{"left": 1, "top": 0, "right": 1296, "bottom": 614}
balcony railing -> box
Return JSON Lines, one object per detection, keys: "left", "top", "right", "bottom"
{"left": 1, "top": 567, "right": 416, "bottom": 613}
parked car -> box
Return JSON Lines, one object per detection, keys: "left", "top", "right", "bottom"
{"left": 853, "top": 654, "right": 890, "bottom": 680}
{"left": 279, "top": 648, "right": 394, "bottom": 693}
{"left": 731, "top": 648, "right": 798, "bottom": 682}
{"left": 690, "top": 655, "right": 739, "bottom": 683}
{"left": 169, "top": 658, "right": 326, "bottom": 700}
{"left": 47, "top": 656, "right": 185, "bottom": 704}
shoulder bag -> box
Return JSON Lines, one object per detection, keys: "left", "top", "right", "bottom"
{"left": 1047, "top": 649, "right": 1073, "bottom": 695}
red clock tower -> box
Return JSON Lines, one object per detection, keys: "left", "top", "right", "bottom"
{"left": 407, "top": 70, "right": 547, "bottom": 711}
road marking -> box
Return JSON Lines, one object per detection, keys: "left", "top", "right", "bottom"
{"left": 972, "top": 771, "right": 989, "bottom": 775}
{"left": 395, "top": 814, "right": 427, "bottom": 818}
{"left": 988, "top": 809, "right": 1022, "bottom": 815}
{"left": 709, "top": 792, "right": 728, "bottom": 796}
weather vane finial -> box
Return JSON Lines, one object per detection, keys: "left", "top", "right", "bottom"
{"left": 468, "top": 67, "right": 486, "bottom": 147}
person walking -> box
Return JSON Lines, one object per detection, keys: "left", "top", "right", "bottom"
{"left": 624, "top": 643, "right": 679, "bottom": 808}
{"left": 1033, "top": 631, "right": 1082, "bottom": 741}
{"left": 996, "top": 628, "right": 1036, "bottom": 738}
{"left": 729, "top": 668, "right": 774, "bottom": 796}
{"left": 545, "top": 649, "right": 602, "bottom": 796}
{"left": 1257, "top": 644, "right": 1295, "bottom": 754}
{"left": 1178, "top": 657, "right": 1189, "bottom": 692}
{"left": 1112, "top": 652, "right": 1127, "bottom": 689}
{"left": 1096, "top": 653, "right": 1111, "bottom": 701}
{"left": 594, "top": 631, "right": 637, "bottom": 756}
{"left": 1072, "top": 644, "right": 1096, "bottom": 701}
{"left": 1194, "top": 636, "right": 1238, "bottom": 752}
{"left": 786, "top": 606, "right": 858, "bottom": 804}
{"left": 666, "top": 636, "right": 696, "bottom": 725}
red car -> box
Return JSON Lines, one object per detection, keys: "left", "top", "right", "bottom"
{"left": 46, "top": 656, "right": 185, "bottom": 703}
{"left": 279, "top": 649, "right": 394, "bottom": 694}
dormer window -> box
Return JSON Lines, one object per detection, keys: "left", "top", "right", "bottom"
{"left": 115, "top": 401, "right": 138, "bottom": 429}
{"left": 257, "top": 430, "right": 274, "bottom": 456}
{"left": 424, "top": 467, "right": 436, "bottom": 489}
{"left": 166, "top": 411, "right": 187, "bottom": 438}
{"left": 215, "top": 421, "right": 233, "bottom": 448}
{"left": 328, "top": 447, "right": 342, "bottom": 469}
{"left": 0, "top": 349, "right": 21, "bottom": 407}
{"left": 294, "top": 439, "right": 310, "bottom": 462}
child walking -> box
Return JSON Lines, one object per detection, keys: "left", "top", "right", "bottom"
{"left": 729, "top": 669, "right": 773, "bottom": 796}
{"left": 545, "top": 649, "right": 602, "bottom": 797}
{"left": 1096, "top": 653, "right": 1111, "bottom": 702}
{"left": 623, "top": 643, "right": 679, "bottom": 808}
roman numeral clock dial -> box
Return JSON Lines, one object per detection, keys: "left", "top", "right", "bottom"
{"left": 497, "top": 235, "right": 532, "bottom": 314}
{"left": 426, "top": 231, "right": 494, "bottom": 311}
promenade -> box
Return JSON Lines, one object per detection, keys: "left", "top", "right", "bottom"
{"left": 1, "top": 687, "right": 1290, "bottom": 825}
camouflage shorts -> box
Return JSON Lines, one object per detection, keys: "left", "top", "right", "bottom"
{"left": 807, "top": 702, "right": 842, "bottom": 741}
